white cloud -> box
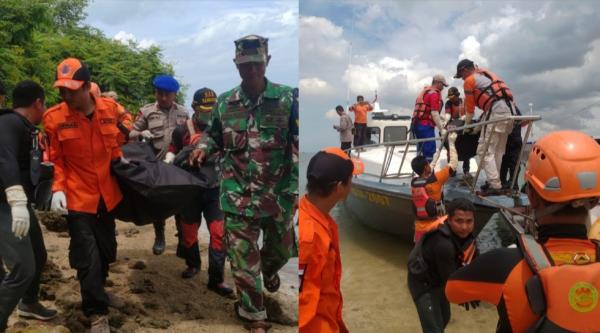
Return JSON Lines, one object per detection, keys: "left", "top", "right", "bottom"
{"left": 458, "top": 35, "right": 488, "bottom": 66}
{"left": 299, "top": 77, "right": 332, "bottom": 95}
{"left": 113, "top": 30, "right": 136, "bottom": 44}
{"left": 325, "top": 108, "right": 338, "bottom": 119}
{"left": 113, "top": 31, "right": 156, "bottom": 49}
{"left": 300, "top": 16, "right": 348, "bottom": 61}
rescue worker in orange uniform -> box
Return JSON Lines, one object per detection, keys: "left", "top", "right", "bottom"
{"left": 349, "top": 94, "right": 376, "bottom": 147}
{"left": 412, "top": 74, "right": 448, "bottom": 162}
{"left": 454, "top": 59, "right": 516, "bottom": 196}
{"left": 299, "top": 147, "right": 363, "bottom": 333}
{"left": 90, "top": 84, "right": 133, "bottom": 145}
{"left": 411, "top": 132, "right": 459, "bottom": 242}
{"left": 445, "top": 130, "right": 600, "bottom": 333}
{"left": 44, "top": 58, "right": 125, "bottom": 333}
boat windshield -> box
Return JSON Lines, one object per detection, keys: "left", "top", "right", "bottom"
{"left": 384, "top": 126, "right": 408, "bottom": 143}
{"left": 367, "top": 127, "right": 380, "bottom": 144}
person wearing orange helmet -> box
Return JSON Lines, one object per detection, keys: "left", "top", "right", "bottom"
{"left": 445, "top": 130, "right": 600, "bottom": 333}
{"left": 299, "top": 147, "right": 363, "bottom": 333}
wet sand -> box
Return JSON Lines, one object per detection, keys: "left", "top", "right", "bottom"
{"left": 7, "top": 215, "right": 298, "bottom": 333}
{"left": 333, "top": 203, "right": 499, "bottom": 332}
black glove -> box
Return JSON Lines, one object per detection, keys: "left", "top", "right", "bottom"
{"left": 460, "top": 301, "right": 480, "bottom": 311}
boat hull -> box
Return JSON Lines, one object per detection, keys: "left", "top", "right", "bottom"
{"left": 344, "top": 176, "right": 502, "bottom": 242}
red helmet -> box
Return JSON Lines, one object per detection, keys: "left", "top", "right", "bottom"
{"left": 525, "top": 130, "right": 600, "bottom": 203}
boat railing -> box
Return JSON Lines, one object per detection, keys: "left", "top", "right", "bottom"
{"left": 348, "top": 114, "right": 542, "bottom": 196}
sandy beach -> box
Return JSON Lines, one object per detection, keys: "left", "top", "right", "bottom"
{"left": 6, "top": 214, "right": 298, "bottom": 333}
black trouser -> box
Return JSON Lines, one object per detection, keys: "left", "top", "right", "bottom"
{"left": 0, "top": 203, "right": 47, "bottom": 330}
{"left": 414, "top": 288, "right": 451, "bottom": 333}
{"left": 176, "top": 188, "right": 226, "bottom": 285}
{"left": 66, "top": 200, "right": 117, "bottom": 317}
{"left": 353, "top": 123, "right": 367, "bottom": 147}
{"left": 341, "top": 142, "right": 352, "bottom": 155}
{"left": 500, "top": 125, "right": 523, "bottom": 187}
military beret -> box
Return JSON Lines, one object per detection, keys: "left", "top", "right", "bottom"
{"left": 153, "top": 75, "right": 180, "bottom": 92}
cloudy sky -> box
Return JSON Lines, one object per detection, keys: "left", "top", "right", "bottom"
{"left": 84, "top": 0, "right": 298, "bottom": 107}
{"left": 300, "top": 0, "right": 600, "bottom": 152}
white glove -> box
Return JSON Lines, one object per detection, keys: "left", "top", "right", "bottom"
{"left": 164, "top": 152, "right": 176, "bottom": 164}
{"left": 141, "top": 130, "right": 154, "bottom": 140}
{"left": 5, "top": 185, "right": 30, "bottom": 239}
{"left": 51, "top": 191, "right": 68, "bottom": 215}
{"left": 439, "top": 128, "right": 447, "bottom": 138}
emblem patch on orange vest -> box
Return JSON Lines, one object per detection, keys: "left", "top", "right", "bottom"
{"left": 568, "top": 282, "right": 598, "bottom": 313}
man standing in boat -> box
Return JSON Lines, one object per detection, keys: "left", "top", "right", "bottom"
{"left": 349, "top": 94, "right": 376, "bottom": 147}
{"left": 410, "top": 131, "right": 459, "bottom": 242}
{"left": 444, "top": 87, "right": 478, "bottom": 183}
{"left": 333, "top": 105, "right": 353, "bottom": 153}
{"left": 412, "top": 74, "right": 448, "bottom": 162}
{"left": 454, "top": 59, "right": 516, "bottom": 196}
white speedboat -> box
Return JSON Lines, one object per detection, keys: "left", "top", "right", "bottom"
{"left": 343, "top": 111, "right": 539, "bottom": 242}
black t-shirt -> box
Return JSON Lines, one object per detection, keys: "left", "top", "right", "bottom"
{"left": 0, "top": 109, "right": 37, "bottom": 203}
{"left": 408, "top": 223, "right": 475, "bottom": 300}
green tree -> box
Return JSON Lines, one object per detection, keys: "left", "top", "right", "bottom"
{"left": 0, "top": 0, "right": 181, "bottom": 114}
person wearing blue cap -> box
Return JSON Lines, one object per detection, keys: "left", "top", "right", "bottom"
{"left": 129, "top": 74, "right": 190, "bottom": 256}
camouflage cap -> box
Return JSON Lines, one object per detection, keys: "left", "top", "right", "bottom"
{"left": 234, "top": 35, "right": 268, "bottom": 65}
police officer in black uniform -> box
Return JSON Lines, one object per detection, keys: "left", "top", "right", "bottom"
{"left": 0, "top": 81, "right": 57, "bottom": 332}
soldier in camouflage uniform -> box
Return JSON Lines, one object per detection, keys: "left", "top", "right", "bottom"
{"left": 191, "top": 35, "right": 298, "bottom": 332}
{"left": 129, "top": 75, "right": 189, "bottom": 255}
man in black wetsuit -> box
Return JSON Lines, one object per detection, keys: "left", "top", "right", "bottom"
{"left": 407, "top": 198, "right": 478, "bottom": 333}
{"left": 0, "top": 81, "right": 57, "bottom": 332}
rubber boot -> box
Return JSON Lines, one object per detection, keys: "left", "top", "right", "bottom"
{"left": 152, "top": 220, "right": 166, "bottom": 255}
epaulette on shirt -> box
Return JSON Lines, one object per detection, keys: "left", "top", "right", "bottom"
{"left": 138, "top": 103, "right": 156, "bottom": 115}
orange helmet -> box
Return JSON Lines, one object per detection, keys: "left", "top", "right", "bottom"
{"left": 525, "top": 130, "right": 600, "bottom": 203}
{"left": 90, "top": 82, "right": 101, "bottom": 98}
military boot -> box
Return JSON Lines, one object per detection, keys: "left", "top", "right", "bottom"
{"left": 152, "top": 220, "right": 166, "bottom": 255}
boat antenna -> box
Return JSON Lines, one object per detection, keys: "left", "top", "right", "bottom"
{"left": 528, "top": 103, "right": 534, "bottom": 141}
{"left": 346, "top": 8, "right": 356, "bottom": 109}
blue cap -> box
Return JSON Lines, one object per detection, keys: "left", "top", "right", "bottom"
{"left": 152, "top": 75, "right": 179, "bottom": 92}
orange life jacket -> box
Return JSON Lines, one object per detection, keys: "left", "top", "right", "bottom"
{"left": 447, "top": 99, "right": 465, "bottom": 119}
{"left": 473, "top": 68, "right": 514, "bottom": 113}
{"left": 411, "top": 176, "right": 442, "bottom": 220}
{"left": 519, "top": 234, "right": 600, "bottom": 333}
{"left": 413, "top": 86, "right": 441, "bottom": 123}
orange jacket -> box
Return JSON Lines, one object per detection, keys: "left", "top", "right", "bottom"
{"left": 463, "top": 68, "right": 513, "bottom": 115}
{"left": 414, "top": 166, "right": 451, "bottom": 233}
{"left": 349, "top": 102, "right": 373, "bottom": 124}
{"left": 116, "top": 103, "right": 133, "bottom": 145}
{"left": 43, "top": 97, "right": 123, "bottom": 213}
{"left": 299, "top": 195, "right": 348, "bottom": 333}
{"left": 446, "top": 236, "right": 598, "bottom": 333}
